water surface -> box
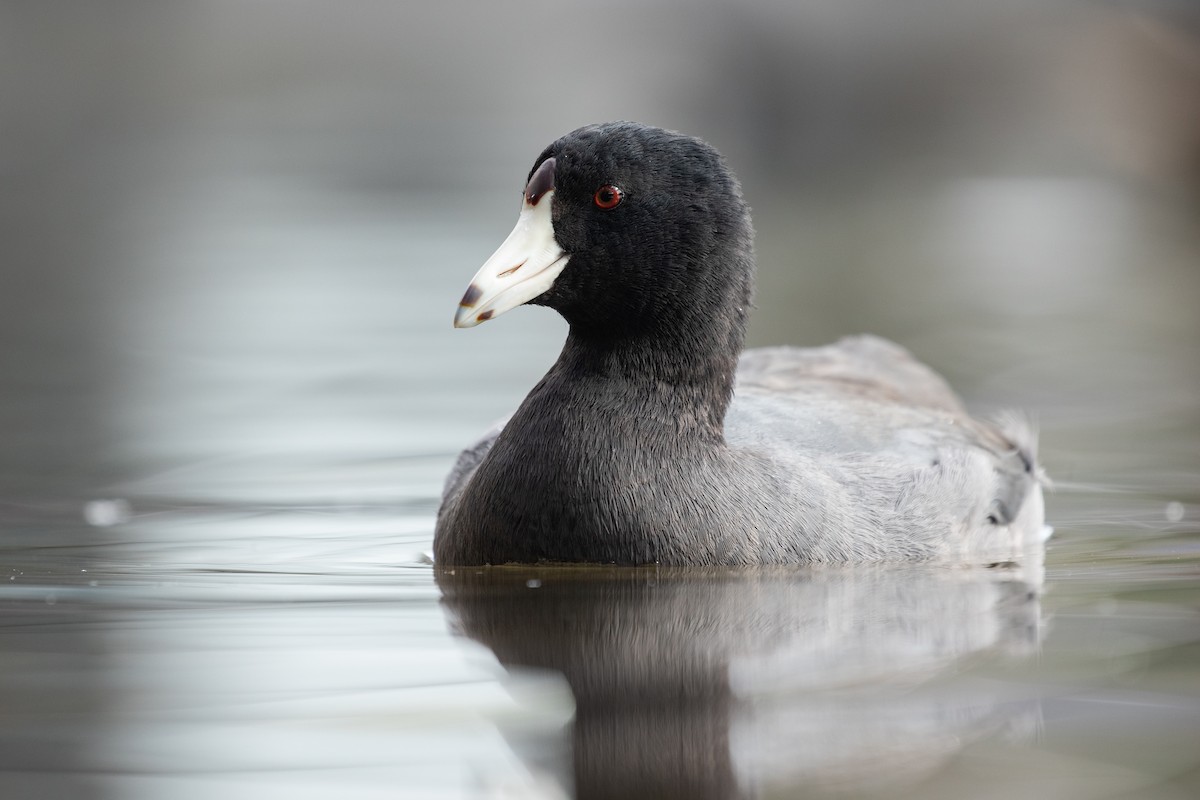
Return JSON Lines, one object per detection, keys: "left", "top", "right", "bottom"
{"left": 2, "top": 186, "right": 1196, "bottom": 797}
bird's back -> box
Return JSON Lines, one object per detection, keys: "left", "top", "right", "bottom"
{"left": 725, "top": 336, "right": 1046, "bottom": 563}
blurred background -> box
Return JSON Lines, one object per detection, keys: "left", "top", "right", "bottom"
{"left": 1, "top": 1, "right": 1197, "bottom": 509}
{"left": 1, "top": 1, "right": 1197, "bottom": 512}
{"left": 1, "top": 2, "right": 1198, "bottom": 798}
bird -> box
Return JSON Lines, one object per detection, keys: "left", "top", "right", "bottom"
{"left": 434, "top": 121, "right": 1047, "bottom": 567}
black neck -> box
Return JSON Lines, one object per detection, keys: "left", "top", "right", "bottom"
{"left": 545, "top": 319, "right": 742, "bottom": 444}
{"left": 548, "top": 239, "right": 755, "bottom": 443}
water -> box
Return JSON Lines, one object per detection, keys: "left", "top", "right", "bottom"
{"left": 2, "top": 177, "right": 1196, "bottom": 797}
{"left": 3, "top": 3, "right": 1199, "bottom": 797}
{"left": 3, "top": 495, "right": 1197, "bottom": 799}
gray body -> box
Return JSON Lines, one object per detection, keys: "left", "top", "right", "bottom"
{"left": 437, "top": 335, "right": 1044, "bottom": 565}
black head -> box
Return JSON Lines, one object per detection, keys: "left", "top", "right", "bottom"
{"left": 529, "top": 122, "right": 755, "bottom": 341}
{"left": 455, "top": 122, "right": 755, "bottom": 353}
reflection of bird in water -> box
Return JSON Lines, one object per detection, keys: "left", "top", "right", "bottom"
{"left": 438, "top": 560, "right": 1044, "bottom": 799}
{"left": 436, "top": 122, "right": 1048, "bottom": 567}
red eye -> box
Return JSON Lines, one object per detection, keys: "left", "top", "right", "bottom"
{"left": 593, "top": 185, "right": 623, "bottom": 210}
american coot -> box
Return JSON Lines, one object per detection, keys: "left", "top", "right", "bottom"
{"left": 435, "top": 122, "right": 1047, "bottom": 566}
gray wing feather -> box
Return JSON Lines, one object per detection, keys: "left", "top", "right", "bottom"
{"left": 737, "top": 335, "right": 965, "bottom": 414}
